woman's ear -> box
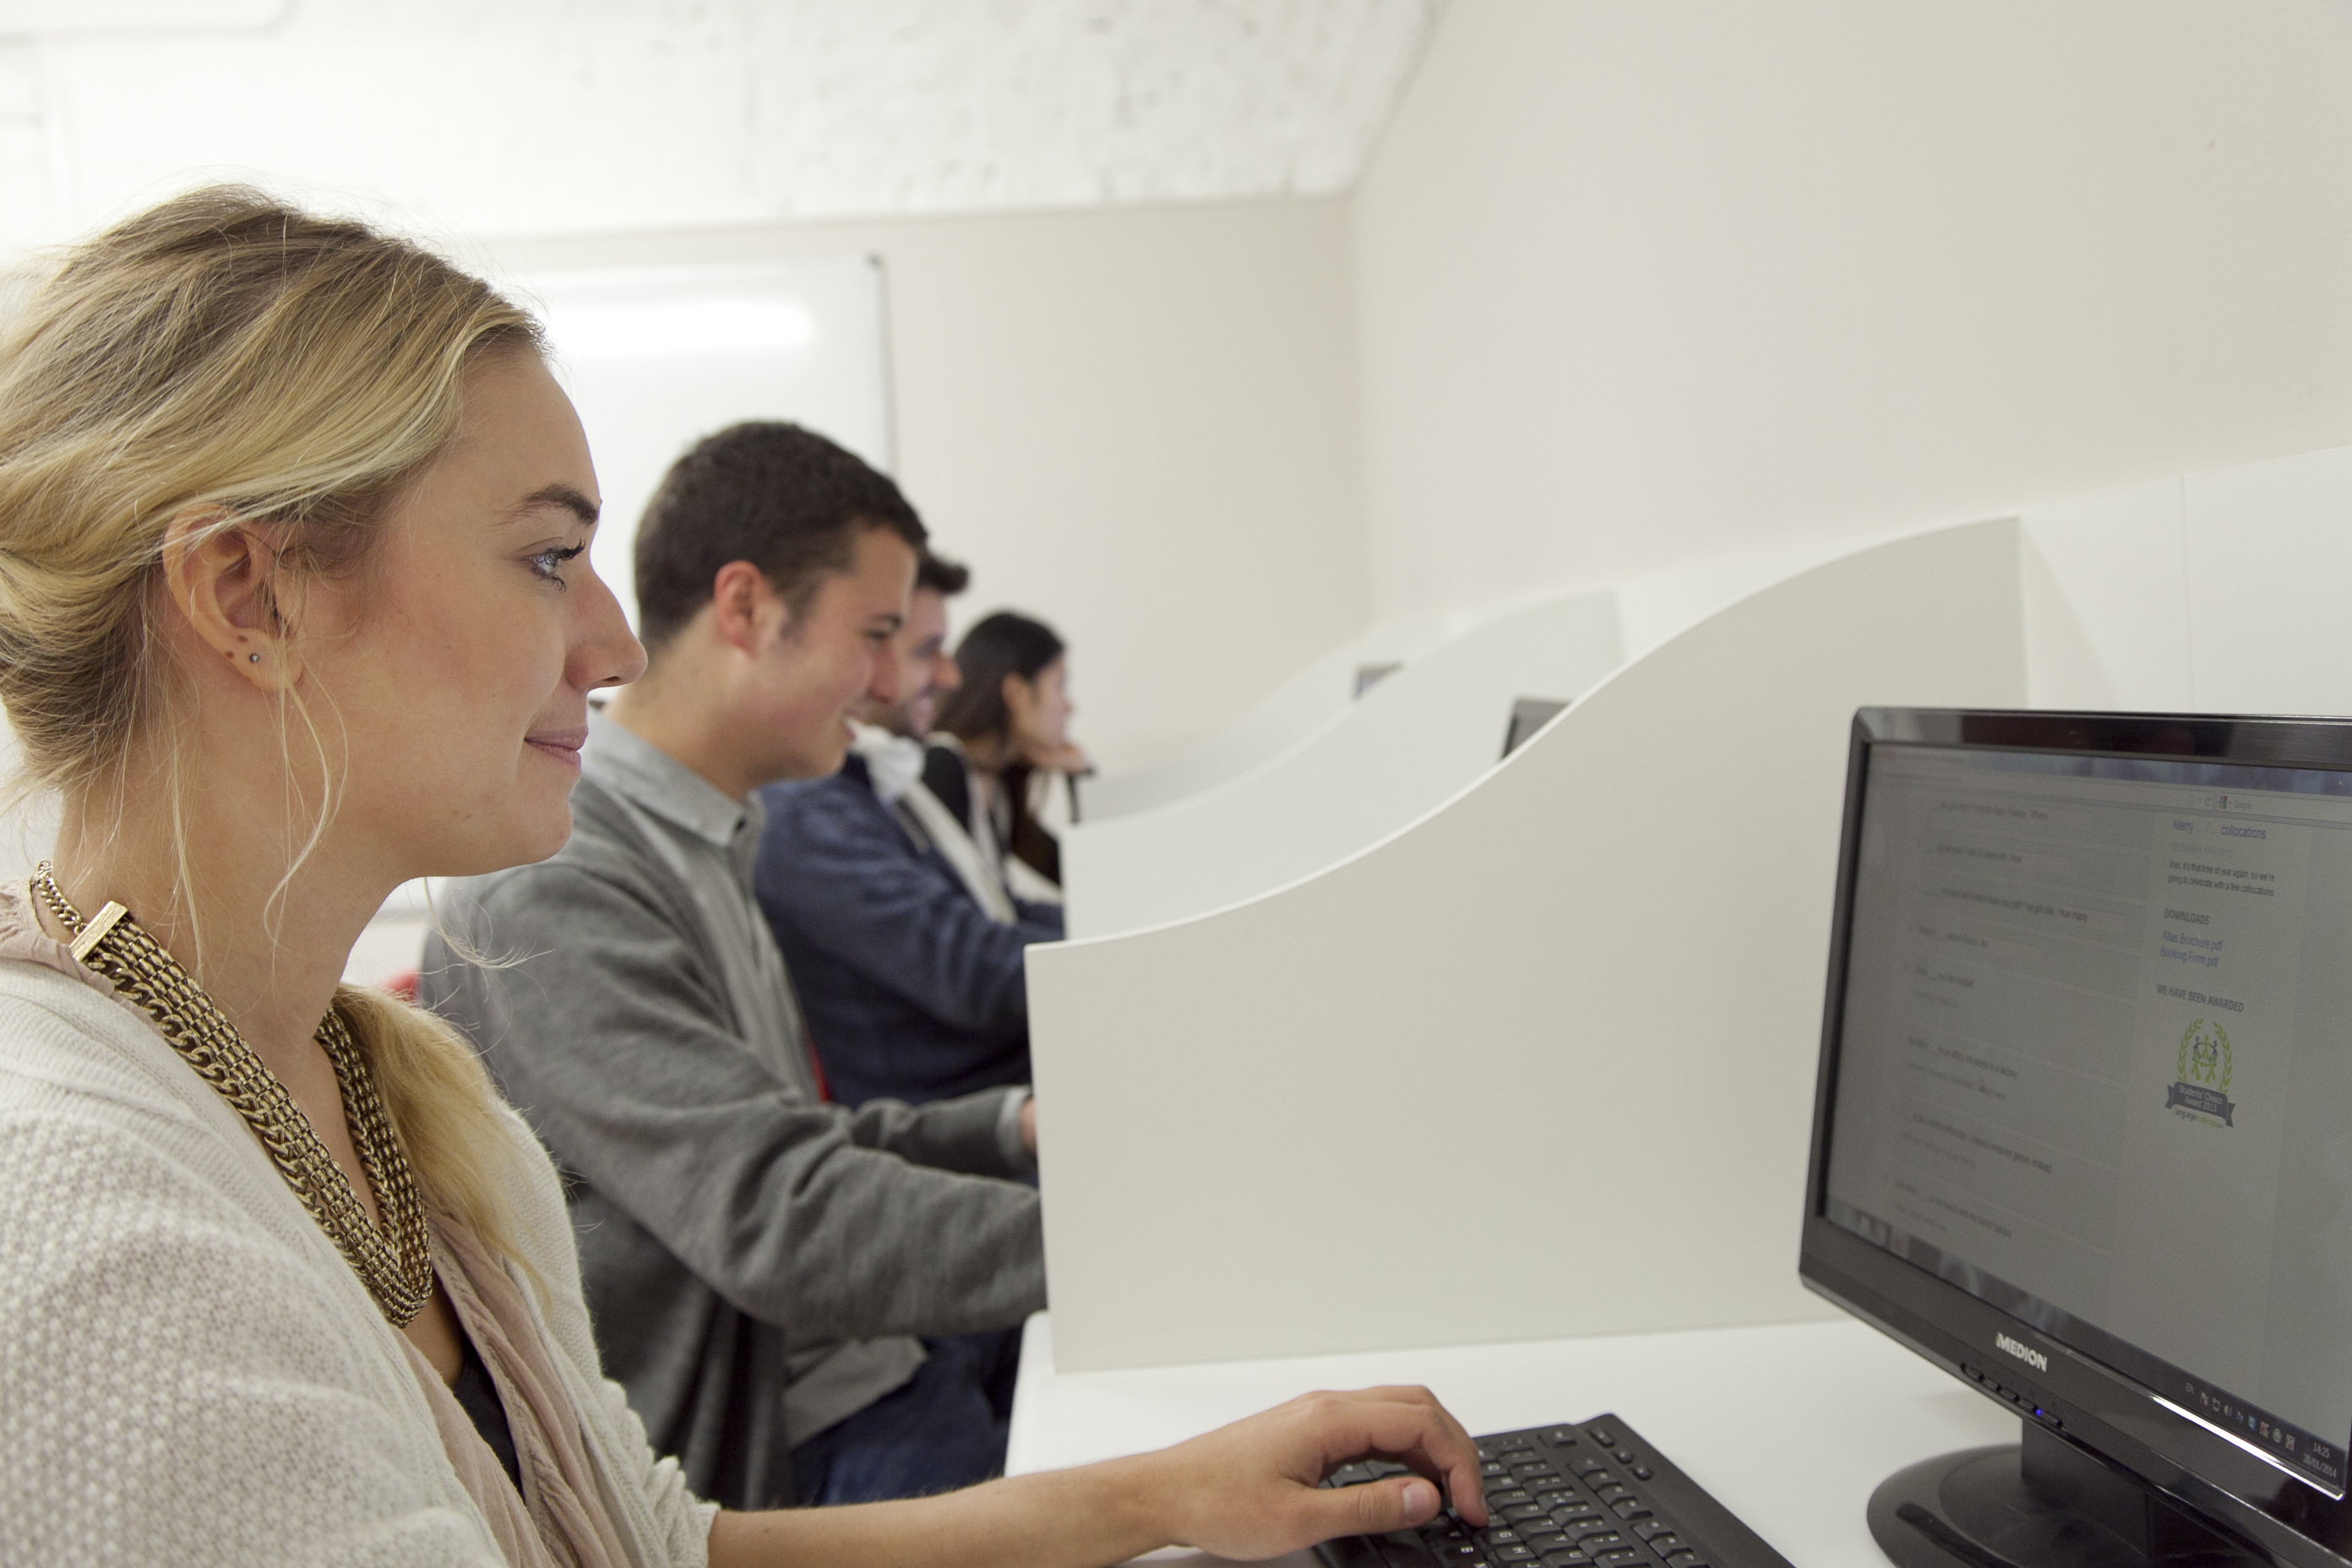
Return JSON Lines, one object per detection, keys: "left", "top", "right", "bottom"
{"left": 159, "top": 509, "right": 300, "bottom": 693}
{"left": 1001, "top": 670, "right": 1036, "bottom": 729}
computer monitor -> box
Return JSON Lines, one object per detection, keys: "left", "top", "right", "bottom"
{"left": 1801, "top": 709, "right": 2352, "bottom": 1568}
{"left": 1502, "top": 696, "right": 1571, "bottom": 760}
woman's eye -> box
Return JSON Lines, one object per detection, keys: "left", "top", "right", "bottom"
{"left": 528, "top": 543, "right": 588, "bottom": 587}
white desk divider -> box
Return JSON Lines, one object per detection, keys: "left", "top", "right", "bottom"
{"left": 1026, "top": 519, "right": 2028, "bottom": 1373}
{"left": 1079, "top": 607, "right": 1481, "bottom": 823}
{"left": 1062, "top": 589, "right": 1623, "bottom": 939}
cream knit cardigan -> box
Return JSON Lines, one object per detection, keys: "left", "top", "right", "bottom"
{"left": 0, "top": 957, "right": 720, "bottom": 1566}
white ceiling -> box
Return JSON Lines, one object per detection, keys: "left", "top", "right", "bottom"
{"left": 0, "top": 0, "right": 1446, "bottom": 253}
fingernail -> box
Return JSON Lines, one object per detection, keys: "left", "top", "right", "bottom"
{"left": 1401, "top": 1479, "right": 1437, "bottom": 1518}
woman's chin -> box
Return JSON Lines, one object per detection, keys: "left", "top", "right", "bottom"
{"left": 422, "top": 804, "right": 576, "bottom": 880}
{"left": 507, "top": 804, "right": 578, "bottom": 868}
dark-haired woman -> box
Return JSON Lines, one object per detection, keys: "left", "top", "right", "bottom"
{"left": 930, "top": 610, "right": 1088, "bottom": 901}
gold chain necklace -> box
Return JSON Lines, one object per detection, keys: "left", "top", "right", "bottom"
{"left": 32, "top": 863, "right": 433, "bottom": 1326}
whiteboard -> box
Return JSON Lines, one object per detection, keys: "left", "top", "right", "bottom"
{"left": 509, "top": 258, "right": 896, "bottom": 628}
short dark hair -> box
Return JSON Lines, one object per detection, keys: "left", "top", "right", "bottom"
{"left": 632, "top": 421, "right": 926, "bottom": 653}
{"left": 936, "top": 610, "right": 1065, "bottom": 744}
{"left": 916, "top": 552, "right": 971, "bottom": 597}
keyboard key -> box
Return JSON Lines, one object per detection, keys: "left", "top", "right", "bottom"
{"left": 1482, "top": 1462, "right": 1511, "bottom": 1478}
{"left": 1503, "top": 1504, "right": 1550, "bottom": 1524}
{"left": 1329, "top": 1462, "right": 1373, "bottom": 1486}
{"left": 1614, "top": 1451, "right": 1636, "bottom": 1465}
{"left": 1576, "top": 1528, "right": 1628, "bottom": 1549}
{"left": 1631, "top": 1522, "right": 1673, "bottom": 1542}
{"left": 1540, "top": 1554, "right": 1592, "bottom": 1568}
{"left": 1380, "top": 1533, "right": 1442, "bottom": 1566}
{"left": 1522, "top": 1532, "right": 1571, "bottom": 1551}
{"left": 1611, "top": 1502, "right": 1653, "bottom": 1521}
{"left": 1631, "top": 1467, "right": 1652, "bottom": 1482}
{"left": 1533, "top": 1491, "right": 1581, "bottom": 1509}
{"left": 1429, "top": 1543, "right": 1483, "bottom": 1564}
{"left": 1369, "top": 1462, "right": 1414, "bottom": 1479}
{"left": 1494, "top": 1437, "right": 1535, "bottom": 1453}
{"left": 1551, "top": 1508, "right": 1602, "bottom": 1528}
{"left": 1660, "top": 1553, "right": 1700, "bottom": 1567}
{"left": 1492, "top": 1549, "right": 1538, "bottom": 1564}
{"left": 1488, "top": 1489, "right": 1533, "bottom": 1506}
{"left": 1594, "top": 1484, "right": 1631, "bottom": 1503}
{"left": 1481, "top": 1529, "right": 1522, "bottom": 1545}
{"left": 1588, "top": 1429, "right": 1617, "bottom": 1446}
{"left": 1543, "top": 1429, "right": 1582, "bottom": 1448}
{"left": 1592, "top": 1553, "right": 1646, "bottom": 1568}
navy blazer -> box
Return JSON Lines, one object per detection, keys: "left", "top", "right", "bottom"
{"left": 754, "top": 754, "right": 1064, "bottom": 1105}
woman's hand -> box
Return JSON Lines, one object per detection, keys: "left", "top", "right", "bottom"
{"left": 709, "top": 1384, "right": 1486, "bottom": 1568}
{"left": 1132, "top": 1385, "right": 1489, "bottom": 1561}
{"left": 1019, "top": 734, "right": 1093, "bottom": 776}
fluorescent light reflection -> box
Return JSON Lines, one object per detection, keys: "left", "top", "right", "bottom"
{"left": 545, "top": 298, "right": 817, "bottom": 360}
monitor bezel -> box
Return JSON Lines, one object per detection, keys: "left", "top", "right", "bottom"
{"left": 1799, "top": 707, "right": 2352, "bottom": 1567}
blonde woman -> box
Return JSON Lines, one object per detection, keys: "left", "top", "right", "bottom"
{"left": 0, "top": 188, "right": 1487, "bottom": 1566}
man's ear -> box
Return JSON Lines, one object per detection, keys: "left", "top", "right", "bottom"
{"left": 159, "top": 510, "right": 301, "bottom": 693}
{"left": 708, "top": 560, "right": 777, "bottom": 655}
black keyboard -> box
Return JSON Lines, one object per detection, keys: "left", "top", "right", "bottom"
{"left": 1314, "top": 1414, "right": 1793, "bottom": 1568}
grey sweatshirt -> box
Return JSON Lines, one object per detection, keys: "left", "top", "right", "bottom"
{"left": 417, "top": 715, "right": 1044, "bottom": 1511}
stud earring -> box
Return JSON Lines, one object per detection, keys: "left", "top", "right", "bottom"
{"left": 248, "top": 652, "right": 261, "bottom": 663}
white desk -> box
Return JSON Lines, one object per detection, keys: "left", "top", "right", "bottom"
{"left": 1007, "top": 1311, "right": 2019, "bottom": 1567}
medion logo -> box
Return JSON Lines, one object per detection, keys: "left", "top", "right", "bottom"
{"left": 1996, "top": 1333, "right": 2049, "bottom": 1374}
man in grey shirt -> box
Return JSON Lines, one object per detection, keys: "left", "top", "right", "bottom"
{"left": 420, "top": 422, "right": 1043, "bottom": 1511}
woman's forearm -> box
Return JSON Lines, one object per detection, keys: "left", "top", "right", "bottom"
{"left": 706, "top": 1386, "right": 1488, "bottom": 1568}
{"left": 706, "top": 1451, "right": 1173, "bottom": 1568}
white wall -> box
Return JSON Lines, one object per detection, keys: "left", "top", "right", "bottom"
{"left": 1354, "top": 0, "right": 2352, "bottom": 622}
{"left": 488, "top": 196, "right": 1368, "bottom": 776}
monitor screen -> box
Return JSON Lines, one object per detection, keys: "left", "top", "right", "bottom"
{"left": 1502, "top": 697, "right": 1570, "bottom": 760}
{"left": 1805, "top": 710, "right": 2352, "bottom": 1566}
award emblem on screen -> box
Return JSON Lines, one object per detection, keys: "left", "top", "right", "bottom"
{"left": 2166, "top": 1018, "right": 2235, "bottom": 1126}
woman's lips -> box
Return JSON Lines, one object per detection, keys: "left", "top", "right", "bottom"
{"left": 525, "top": 726, "right": 588, "bottom": 770}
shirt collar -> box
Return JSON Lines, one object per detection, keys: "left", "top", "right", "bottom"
{"left": 849, "top": 721, "right": 927, "bottom": 803}
{"left": 582, "top": 709, "right": 763, "bottom": 851}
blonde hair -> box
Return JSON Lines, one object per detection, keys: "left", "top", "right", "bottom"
{"left": 0, "top": 186, "right": 545, "bottom": 1267}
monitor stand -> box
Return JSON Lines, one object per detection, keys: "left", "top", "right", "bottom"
{"left": 1869, "top": 1421, "right": 2263, "bottom": 1567}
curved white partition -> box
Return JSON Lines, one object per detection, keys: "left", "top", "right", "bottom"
{"left": 1027, "top": 520, "right": 2027, "bottom": 1372}
{"left": 1063, "top": 589, "right": 1622, "bottom": 938}
{"left": 1079, "top": 607, "right": 1477, "bottom": 822}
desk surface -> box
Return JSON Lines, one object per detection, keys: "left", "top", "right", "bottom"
{"left": 1007, "top": 1311, "right": 2019, "bottom": 1567}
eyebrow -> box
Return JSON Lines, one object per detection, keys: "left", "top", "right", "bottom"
{"left": 509, "top": 483, "right": 600, "bottom": 528}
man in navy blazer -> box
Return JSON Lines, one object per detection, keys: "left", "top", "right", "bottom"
{"left": 754, "top": 552, "right": 1064, "bottom": 1105}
